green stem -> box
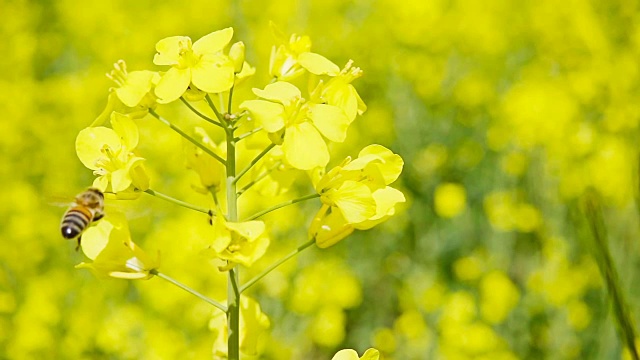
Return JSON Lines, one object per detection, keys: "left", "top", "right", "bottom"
{"left": 144, "top": 189, "right": 211, "bottom": 215}
{"left": 244, "top": 193, "right": 320, "bottom": 221}
{"left": 233, "top": 143, "right": 275, "bottom": 185}
{"left": 210, "top": 189, "right": 224, "bottom": 219}
{"left": 240, "top": 239, "right": 315, "bottom": 293}
{"left": 583, "top": 192, "right": 639, "bottom": 360}
{"left": 235, "top": 126, "right": 263, "bottom": 141}
{"left": 180, "top": 97, "right": 223, "bottom": 128}
{"left": 237, "top": 162, "right": 281, "bottom": 197}
{"left": 228, "top": 86, "right": 235, "bottom": 114}
{"left": 205, "top": 94, "right": 225, "bottom": 123}
{"left": 151, "top": 269, "right": 227, "bottom": 312}
{"left": 224, "top": 122, "right": 241, "bottom": 360}
{"left": 218, "top": 93, "right": 226, "bottom": 113}
{"left": 149, "top": 109, "right": 226, "bottom": 166}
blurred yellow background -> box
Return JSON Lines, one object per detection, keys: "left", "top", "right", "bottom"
{"left": 2, "top": 0, "right": 640, "bottom": 359}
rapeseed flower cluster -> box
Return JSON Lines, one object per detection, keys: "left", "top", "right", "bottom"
{"left": 68, "top": 22, "right": 401, "bottom": 360}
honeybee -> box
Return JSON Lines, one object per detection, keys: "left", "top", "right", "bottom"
{"left": 60, "top": 188, "right": 105, "bottom": 250}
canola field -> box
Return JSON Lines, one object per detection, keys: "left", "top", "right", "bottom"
{"left": 2, "top": 1, "right": 640, "bottom": 359}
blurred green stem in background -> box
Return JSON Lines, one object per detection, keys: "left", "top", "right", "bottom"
{"left": 582, "top": 190, "right": 639, "bottom": 360}
{"left": 150, "top": 269, "right": 226, "bottom": 312}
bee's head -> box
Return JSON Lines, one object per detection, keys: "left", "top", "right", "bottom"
{"left": 77, "top": 188, "right": 104, "bottom": 207}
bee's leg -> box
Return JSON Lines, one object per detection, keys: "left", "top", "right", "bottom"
{"left": 75, "top": 236, "right": 82, "bottom": 251}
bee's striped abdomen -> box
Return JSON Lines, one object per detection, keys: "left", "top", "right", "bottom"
{"left": 61, "top": 206, "right": 94, "bottom": 239}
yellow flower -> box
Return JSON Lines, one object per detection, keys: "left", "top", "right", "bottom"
{"left": 331, "top": 348, "right": 380, "bottom": 360}
{"left": 240, "top": 81, "right": 350, "bottom": 170}
{"left": 269, "top": 23, "right": 339, "bottom": 81}
{"left": 153, "top": 27, "right": 235, "bottom": 103}
{"left": 480, "top": 270, "right": 520, "bottom": 324}
{"left": 210, "top": 215, "right": 270, "bottom": 270}
{"left": 228, "top": 41, "right": 246, "bottom": 73}
{"left": 309, "top": 145, "right": 405, "bottom": 248}
{"left": 434, "top": 183, "right": 467, "bottom": 218}
{"left": 310, "top": 60, "right": 367, "bottom": 123}
{"left": 76, "top": 112, "right": 150, "bottom": 197}
{"left": 210, "top": 296, "right": 270, "bottom": 359}
{"left": 94, "top": 60, "right": 160, "bottom": 126}
{"left": 184, "top": 127, "right": 225, "bottom": 192}
{"left": 75, "top": 212, "right": 158, "bottom": 280}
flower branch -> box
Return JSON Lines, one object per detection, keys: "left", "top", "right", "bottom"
{"left": 180, "top": 97, "right": 223, "bottom": 128}
{"left": 144, "top": 189, "right": 212, "bottom": 215}
{"left": 151, "top": 269, "right": 227, "bottom": 312}
{"left": 240, "top": 239, "right": 315, "bottom": 293}
{"left": 148, "top": 109, "right": 227, "bottom": 165}
{"left": 233, "top": 144, "right": 276, "bottom": 184}
{"left": 244, "top": 193, "right": 320, "bottom": 221}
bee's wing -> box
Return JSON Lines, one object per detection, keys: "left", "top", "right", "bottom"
{"left": 47, "top": 194, "right": 149, "bottom": 220}
{"left": 45, "top": 195, "right": 76, "bottom": 209}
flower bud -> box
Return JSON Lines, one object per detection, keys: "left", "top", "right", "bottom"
{"left": 229, "top": 41, "right": 246, "bottom": 73}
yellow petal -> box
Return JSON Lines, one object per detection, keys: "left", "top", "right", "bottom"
{"left": 127, "top": 157, "right": 150, "bottom": 191}
{"left": 110, "top": 112, "right": 138, "bottom": 150}
{"left": 76, "top": 127, "right": 121, "bottom": 170}
{"left": 191, "top": 55, "right": 235, "bottom": 93}
{"left": 326, "top": 83, "right": 360, "bottom": 123}
{"left": 217, "top": 234, "right": 270, "bottom": 267}
{"left": 308, "top": 104, "right": 350, "bottom": 142}
{"left": 92, "top": 176, "right": 109, "bottom": 192}
{"left": 331, "top": 349, "right": 360, "bottom": 360}
{"left": 211, "top": 215, "right": 232, "bottom": 253}
{"left": 360, "top": 348, "right": 380, "bottom": 360}
{"left": 115, "top": 70, "right": 157, "bottom": 107}
{"left": 359, "top": 145, "right": 404, "bottom": 184}
{"left": 80, "top": 220, "right": 113, "bottom": 260}
{"left": 309, "top": 205, "right": 354, "bottom": 249}
{"left": 298, "top": 52, "right": 340, "bottom": 76}
{"left": 225, "top": 220, "right": 265, "bottom": 242}
{"left": 330, "top": 181, "right": 376, "bottom": 224}
{"left": 154, "top": 67, "right": 191, "bottom": 103}
{"left": 108, "top": 271, "right": 150, "bottom": 280}
{"left": 110, "top": 168, "right": 132, "bottom": 192}
{"left": 154, "top": 36, "right": 191, "bottom": 65}
{"left": 354, "top": 187, "right": 405, "bottom": 230}
{"left": 192, "top": 27, "right": 234, "bottom": 55}
{"left": 253, "top": 81, "right": 301, "bottom": 104}
{"left": 283, "top": 122, "right": 329, "bottom": 170}
{"left": 240, "top": 100, "right": 286, "bottom": 133}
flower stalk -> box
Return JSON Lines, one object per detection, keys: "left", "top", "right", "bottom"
{"left": 205, "top": 94, "right": 225, "bottom": 123}
{"left": 234, "top": 143, "right": 276, "bottom": 184}
{"left": 180, "top": 97, "right": 223, "bottom": 128}
{"left": 224, "top": 121, "right": 241, "bottom": 360}
{"left": 582, "top": 191, "right": 639, "bottom": 360}
{"left": 245, "top": 193, "right": 320, "bottom": 221}
{"left": 240, "top": 239, "right": 315, "bottom": 293}
{"left": 144, "top": 188, "right": 211, "bottom": 214}
{"left": 151, "top": 269, "right": 227, "bottom": 312}
{"left": 149, "top": 109, "right": 226, "bottom": 165}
